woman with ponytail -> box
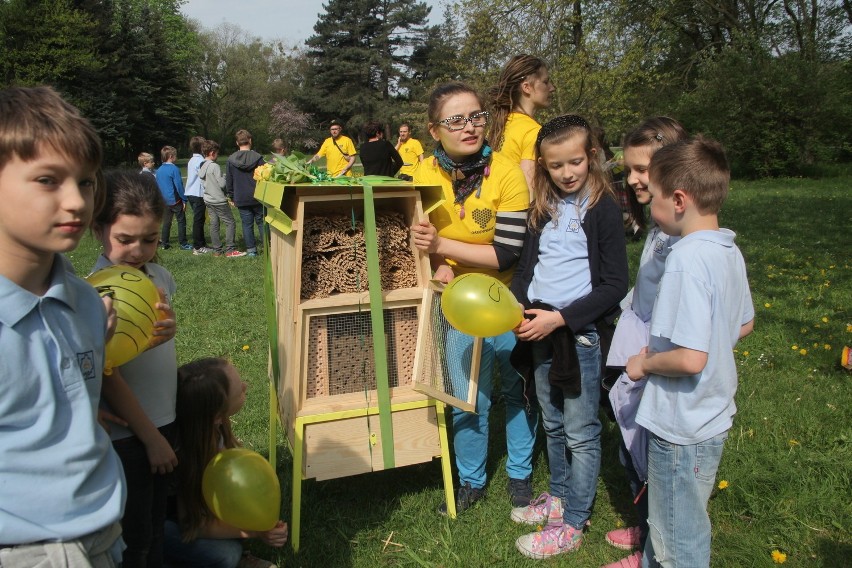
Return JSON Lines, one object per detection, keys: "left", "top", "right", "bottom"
{"left": 488, "top": 54, "right": 555, "bottom": 194}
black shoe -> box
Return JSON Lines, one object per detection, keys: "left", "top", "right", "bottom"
{"left": 439, "top": 482, "right": 485, "bottom": 516}
{"left": 508, "top": 476, "right": 533, "bottom": 507}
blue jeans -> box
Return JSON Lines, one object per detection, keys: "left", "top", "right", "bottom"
{"left": 642, "top": 431, "right": 728, "bottom": 568}
{"left": 237, "top": 204, "right": 264, "bottom": 253}
{"left": 161, "top": 202, "right": 187, "bottom": 247}
{"left": 163, "top": 520, "right": 243, "bottom": 568}
{"left": 446, "top": 328, "right": 537, "bottom": 489}
{"left": 532, "top": 331, "right": 602, "bottom": 530}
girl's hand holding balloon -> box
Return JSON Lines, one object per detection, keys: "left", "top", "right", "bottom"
{"left": 411, "top": 219, "right": 440, "bottom": 253}
{"left": 516, "top": 309, "right": 565, "bottom": 342}
{"left": 253, "top": 521, "right": 288, "bottom": 547}
{"left": 148, "top": 288, "right": 176, "bottom": 349}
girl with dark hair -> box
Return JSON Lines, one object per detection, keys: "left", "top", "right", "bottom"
{"left": 92, "top": 170, "right": 178, "bottom": 567}
{"left": 359, "top": 121, "right": 403, "bottom": 176}
{"left": 163, "top": 358, "right": 288, "bottom": 567}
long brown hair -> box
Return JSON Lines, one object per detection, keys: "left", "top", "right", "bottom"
{"left": 528, "top": 115, "right": 613, "bottom": 231}
{"left": 623, "top": 117, "right": 689, "bottom": 230}
{"left": 487, "top": 55, "right": 548, "bottom": 152}
{"left": 175, "top": 358, "right": 239, "bottom": 541}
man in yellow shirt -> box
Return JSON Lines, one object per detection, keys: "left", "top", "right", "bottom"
{"left": 308, "top": 119, "right": 356, "bottom": 177}
{"left": 394, "top": 122, "right": 424, "bottom": 181}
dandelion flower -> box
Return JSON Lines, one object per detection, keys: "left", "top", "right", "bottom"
{"left": 771, "top": 549, "right": 787, "bottom": 563}
{"left": 799, "top": 348, "right": 807, "bottom": 355}
{"left": 764, "top": 303, "right": 772, "bottom": 308}
{"left": 824, "top": 344, "right": 831, "bottom": 350}
{"left": 743, "top": 351, "right": 749, "bottom": 356}
{"left": 822, "top": 316, "right": 829, "bottom": 323}
{"left": 791, "top": 345, "right": 798, "bottom": 350}
{"left": 717, "top": 480, "right": 729, "bottom": 490}
{"left": 242, "top": 345, "right": 250, "bottom": 351}
{"left": 789, "top": 439, "right": 799, "bottom": 446}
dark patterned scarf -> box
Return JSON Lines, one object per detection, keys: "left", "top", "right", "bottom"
{"left": 433, "top": 142, "right": 493, "bottom": 219}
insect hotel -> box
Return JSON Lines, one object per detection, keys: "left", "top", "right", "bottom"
{"left": 255, "top": 179, "right": 479, "bottom": 550}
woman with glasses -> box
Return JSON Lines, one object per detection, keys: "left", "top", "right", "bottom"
{"left": 410, "top": 82, "right": 537, "bottom": 515}
{"left": 488, "top": 55, "right": 555, "bottom": 195}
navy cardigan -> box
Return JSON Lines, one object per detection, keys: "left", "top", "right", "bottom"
{"left": 510, "top": 195, "right": 629, "bottom": 394}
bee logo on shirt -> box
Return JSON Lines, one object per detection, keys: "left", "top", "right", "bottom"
{"left": 471, "top": 208, "right": 493, "bottom": 230}
{"left": 77, "top": 351, "right": 96, "bottom": 380}
{"left": 567, "top": 218, "right": 581, "bottom": 233}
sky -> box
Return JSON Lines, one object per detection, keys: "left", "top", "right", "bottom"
{"left": 181, "top": 0, "right": 443, "bottom": 47}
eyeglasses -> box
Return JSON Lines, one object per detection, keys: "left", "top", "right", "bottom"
{"left": 437, "top": 111, "right": 490, "bottom": 131}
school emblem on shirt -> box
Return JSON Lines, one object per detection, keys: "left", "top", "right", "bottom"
{"left": 654, "top": 236, "right": 666, "bottom": 254}
{"left": 77, "top": 351, "right": 96, "bottom": 380}
{"left": 471, "top": 208, "right": 493, "bottom": 230}
{"left": 567, "top": 218, "right": 581, "bottom": 233}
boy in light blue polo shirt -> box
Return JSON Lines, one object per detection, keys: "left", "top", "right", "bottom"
{"left": 626, "top": 137, "right": 754, "bottom": 568}
{"left": 0, "top": 86, "right": 125, "bottom": 566}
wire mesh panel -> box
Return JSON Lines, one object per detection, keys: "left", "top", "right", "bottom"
{"left": 412, "top": 283, "right": 481, "bottom": 412}
{"left": 304, "top": 306, "right": 418, "bottom": 399}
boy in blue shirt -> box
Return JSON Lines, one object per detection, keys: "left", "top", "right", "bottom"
{"left": 0, "top": 86, "right": 126, "bottom": 565}
{"left": 155, "top": 145, "right": 191, "bottom": 250}
{"left": 627, "top": 137, "right": 754, "bottom": 568}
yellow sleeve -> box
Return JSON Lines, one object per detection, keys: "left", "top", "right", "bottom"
{"left": 493, "top": 153, "right": 530, "bottom": 211}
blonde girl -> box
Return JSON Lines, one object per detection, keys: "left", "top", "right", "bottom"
{"left": 410, "top": 82, "right": 538, "bottom": 513}
{"left": 164, "top": 358, "right": 287, "bottom": 567}
{"left": 488, "top": 54, "right": 556, "bottom": 192}
{"left": 601, "top": 117, "right": 689, "bottom": 568}
{"left": 509, "top": 115, "right": 628, "bottom": 559}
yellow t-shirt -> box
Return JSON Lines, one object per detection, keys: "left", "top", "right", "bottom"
{"left": 496, "top": 112, "right": 540, "bottom": 164}
{"left": 414, "top": 152, "right": 529, "bottom": 284}
{"left": 317, "top": 135, "right": 356, "bottom": 177}
{"left": 397, "top": 138, "right": 425, "bottom": 177}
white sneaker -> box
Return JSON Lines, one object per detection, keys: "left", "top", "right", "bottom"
{"left": 510, "top": 492, "right": 564, "bottom": 526}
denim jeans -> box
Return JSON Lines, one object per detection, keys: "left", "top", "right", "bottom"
{"left": 642, "top": 431, "right": 728, "bottom": 568}
{"left": 113, "top": 422, "right": 176, "bottom": 568}
{"left": 187, "top": 196, "right": 208, "bottom": 249}
{"left": 446, "top": 328, "right": 537, "bottom": 489}
{"left": 207, "top": 202, "right": 237, "bottom": 253}
{"left": 161, "top": 202, "right": 187, "bottom": 247}
{"left": 532, "top": 331, "right": 602, "bottom": 530}
{"left": 237, "top": 204, "right": 264, "bottom": 253}
{"left": 163, "top": 520, "right": 243, "bottom": 568}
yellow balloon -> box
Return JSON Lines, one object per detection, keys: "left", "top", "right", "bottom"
{"left": 202, "top": 448, "right": 281, "bottom": 532}
{"left": 86, "top": 265, "right": 159, "bottom": 372}
{"left": 441, "top": 273, "right": 523, "bottom": 337}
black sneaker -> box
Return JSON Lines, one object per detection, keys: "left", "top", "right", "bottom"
{"left": 439, "top": 482, "right": 485, "bottom": 516}
{"left": 508, "top": 476, "right": 534, "bottom": 507}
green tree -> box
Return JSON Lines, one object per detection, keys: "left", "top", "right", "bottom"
{"left": 300, "top": 0, "right": 431, "bottom": 134}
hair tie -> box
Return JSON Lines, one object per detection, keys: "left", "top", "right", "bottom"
{"left": 655, "top": 132, "right": 664, "bottom": 142}
{"left": 536, "top": 114, "right": 590, "bottom": 146}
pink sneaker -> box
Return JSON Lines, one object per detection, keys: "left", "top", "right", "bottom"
{"left": 515, "top": 523, "right": 582, "bottom": 559}
{"left": 510, "top": 492, "right": 564, "bottom": 526}
{"left": 602, "top": 551, "right": 643, "bottom": 568}
{"left": 606, "top": 525, "right": 643, "bottom": 550}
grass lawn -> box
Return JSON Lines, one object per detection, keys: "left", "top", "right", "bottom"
{"left": 68, "top": 173, "right": 851, "bottom": 567}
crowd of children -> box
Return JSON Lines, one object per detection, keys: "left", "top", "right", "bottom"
{"left": 0, "top": 54, "right": 753, "bottom": 567}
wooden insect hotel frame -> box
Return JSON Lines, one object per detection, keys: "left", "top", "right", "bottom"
{"left": 255, "top": 180, "right": 479, "bottom": 551}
